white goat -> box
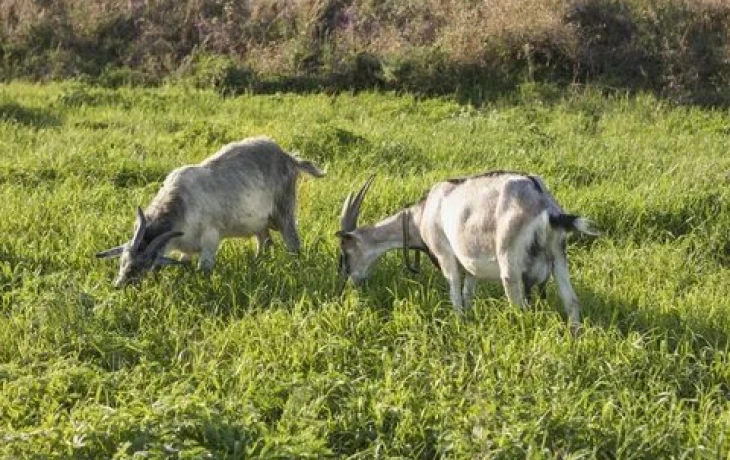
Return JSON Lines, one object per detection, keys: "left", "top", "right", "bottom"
{"left": 96, "top": 136, "right": 324, "bottom": 287}
{"left": 336, "top": 172, "right": 598, "bottom": 329}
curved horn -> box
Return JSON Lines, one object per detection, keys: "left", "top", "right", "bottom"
{"left": 144, "top": 230, "right": 183, "bottom": 258}
{"left": 339, "top": 192, "right": 354, "bottom": 231}
{"left": 131, "top": 206, "right": 147, "bottom": 253}
{"left": 340, "top": 175, "right": 375, "bottom": 232}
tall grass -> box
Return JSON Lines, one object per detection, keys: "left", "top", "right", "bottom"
{"left": 1, "top": 81, "right": 729, "bottom": 457}
{"left": 1, "top": 0, "right": 729, "bottom": 104}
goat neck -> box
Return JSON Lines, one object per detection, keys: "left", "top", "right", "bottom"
{"left": 355, "top": 203, "right": 426, "bottom": 257}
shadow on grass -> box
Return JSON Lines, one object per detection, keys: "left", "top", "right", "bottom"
{"left": 0, "top": 247, "right": 63, "bottom": 283}
{"left": 109, "top": 164, "right": 169, "bottom": 188}
{"left": 0, "top": 166, "right": 60, "bottom": 187}
{"left": 121, "top": 230, "right": 730, "bottom": 358}
{"left": 347, "top": 255, "right": 730, "bottom": 353}
{"left": 159, "top": 238, "right": 345, "bottom": 318}
{"left": 213, "top": 69, "right": 548, "bottom": 108}
{"left": 118, "top": 229, "right": 730, "bottom": 361}
{"left": 201, "top": 60, "right": 730, "bottom": 109}
{"left": 79, "top": 245, "right": 729, "bottom": 457}
{"left": 0, "top": 102, "right": 62, "bottom": 127}
{"left": 577, "top": 282, "right": 730, "bottom": 351}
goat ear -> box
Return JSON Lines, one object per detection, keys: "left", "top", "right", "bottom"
{"left": 95, "top": 244, "right": 126, "bottom": 259}
{"left": 335, "top": 231, "right": 361, "bottom": 245}
{"left": 131, "top": 206, "right": 147, "bottom": 253}
{"left": 335, "top": 230, "right": 353, "bottom": 240}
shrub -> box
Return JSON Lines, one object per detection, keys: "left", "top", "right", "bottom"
{"left": 177, "top": 52, "right": 254, "bottom": 95}
{"left": 0, "top": 0, "right": 729, "bottom": 104}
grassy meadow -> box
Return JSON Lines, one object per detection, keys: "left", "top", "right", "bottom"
{"left": 1, "top": 81, "right": 730, "bottom": 458}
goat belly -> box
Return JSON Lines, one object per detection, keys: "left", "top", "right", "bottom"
{"left": 459, "top": 255, "right": 501, "bottom": 280}
{"left": 167, "top": 237, "right": 200, "bottom": 254}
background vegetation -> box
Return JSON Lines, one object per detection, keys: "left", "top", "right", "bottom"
{"left": 1, "top": 0, "right": 730, "bottom": 104}
{"left": 2, "top": 0, "right": 730, "bottom": 456}
{"left": 1, "top": 81, "right": 729, "bottom": 457}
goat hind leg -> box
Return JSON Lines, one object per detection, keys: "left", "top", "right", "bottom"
{"left": 273, "top": 200, "right": 301, "bottom": 254}
{"left": 255, "top": 229, "right": 273, "bottom": 257}
{"left": 279, "top": 218, "right": 301, "bottom": 254}
{"left": 198, "top": 229, "right": 220, "bottom": 274}
{"left": 274, "top": 186, "right": 301, "bottom": 254}
{"left": 552, "top": 253, "right": 582, "bottom": 330}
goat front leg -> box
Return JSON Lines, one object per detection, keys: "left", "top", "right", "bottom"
{"left": 198, "top": 229, "right": 220, "bottom": 274}
{"left": 497, "top": 251, "right": 528, "bottom": 309}
{"left": 438, "top": 257, "right": 464, "bottom": 313}
{"left": 462, "top": 273, "right": 478, "bottom": 310}
{"left": 495, "top": 212, "right": 530, "bottom": 309}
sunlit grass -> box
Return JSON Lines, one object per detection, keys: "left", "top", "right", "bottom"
{"left": 1, "top": 81, "right": 729, "bottom": 458}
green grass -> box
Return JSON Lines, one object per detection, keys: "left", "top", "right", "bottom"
{"left": 1, "top": 81, "right": 730, "bottom": 458}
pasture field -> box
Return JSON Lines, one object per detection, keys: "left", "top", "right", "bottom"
{"left": 1, "top": 81, "right": 730, "bottom": 458}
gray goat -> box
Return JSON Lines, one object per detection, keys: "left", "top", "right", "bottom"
{"left": 336, "top": 172, "right": 598, "bottom": 329}
{"left": 97, "top": 136, "right": 324, "bottom": 287}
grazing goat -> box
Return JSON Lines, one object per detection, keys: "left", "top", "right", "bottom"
{"left": 336, "top": 172, "right": 598, "bottom": 329}
{"left": 97, "top": 136, "right": 324, "bottom": 287}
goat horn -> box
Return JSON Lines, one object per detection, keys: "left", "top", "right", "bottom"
{"left": 131, "top": 206, "right": 147, "bottom": 253}
{"left": 343, "top": 175, "right": 374, "bottom": 231}
{"left": 339, "top": 192, "right": 354, "bottom": 231}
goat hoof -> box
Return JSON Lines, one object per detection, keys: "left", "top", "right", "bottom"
{"left": 569, "top": 322, "right": 583, "bottom": 337}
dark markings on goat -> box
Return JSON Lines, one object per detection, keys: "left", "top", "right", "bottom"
{"left": 527, "top": 235, "right": 542, "bottom": 260}
{"left": 522, "top": 271, "right": 535, "bottom": 299}
{"left": 141, "top": 193, "right": 185, "bottom": 251}
{"left": 526, "top": 175, "right": 542, "bottom": 193}
{"left": 445, "top": 169, "right": 530, "bottom": 185}
{"left": 548, "top": 213, "right": 579, "bottom": 231}
{"left": 522, "top": 235, "right": 544, "bottom": 299}
{"left": 447, "top": 169, "right": 545, "bottom": 194}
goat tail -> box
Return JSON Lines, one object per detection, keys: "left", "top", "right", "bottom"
{"left": 549, "top": 213, "right": 600, "bottom": 236}
{"left": 295, "top": 159, "right": 326, "bottom": 178}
